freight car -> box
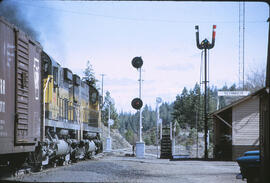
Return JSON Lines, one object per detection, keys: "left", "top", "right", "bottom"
{"left": 0, "top": 16, "right": 103, "bottom": 171}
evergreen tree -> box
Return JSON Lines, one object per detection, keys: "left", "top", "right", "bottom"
{"left": 172, "top": 83, "right": 203, "bottom": 131}
{"left": 101, "top": 91, "right": 119, "bottom": 129}
{"left": 172, "top": 86, "right": 197, "bottom": 129}
{"left": 83, "top": 60, "right": 98, "bottom": 87}
{"left": 142, "top": 104, "right": 158, "bottom": 131}
{"left": 125, "top": 129, "right": 135, "bottom": 144}
{"left": 159, "top": 102, "right": 173, "bottom": 126}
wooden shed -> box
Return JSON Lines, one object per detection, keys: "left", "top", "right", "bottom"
{"left": 212, "top": 88, "right": 265, "bottom": 160}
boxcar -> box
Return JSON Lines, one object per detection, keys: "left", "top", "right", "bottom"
{"left": 0, "top": 17, "right": 42, "bottom": 163}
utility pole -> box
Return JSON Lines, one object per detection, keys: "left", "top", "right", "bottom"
{"left": 156, "top": 97, "right": 162, "bottom": 158}
{"left": 100, "top": 74, "right": 105, "bottom": 105}
{"left": 105, "top": 102, "right": 112, "bottom": 152}
{"left": 196, "top": 110, "right": 198, "bottom": 158}
{"left": 195, "top": 25, "right": 216, "bottom": 159}
{"left": 108, "top": 104, "right": 111, "bottom": 138}
{"left": 238, "top": 2, "right": 246, "bottom": 89}
{"left": 106, "top": 100, "right": 114, "bottom": 152}
{"left": 243, "top": 2, "right": 245, "bottom": 89}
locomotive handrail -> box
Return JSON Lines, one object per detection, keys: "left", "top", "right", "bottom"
{"left": 43, "top": 76, "right": 53, "bottom": 142}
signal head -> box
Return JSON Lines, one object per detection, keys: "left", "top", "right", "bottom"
{"left": 156, "top": 97, "right": 162, "bottom": 104}
{"left": 132, "top": 57, "right": 143, "bottom": 69}
{"left": 131, "top": 98, "right": 143, "bottom": 110}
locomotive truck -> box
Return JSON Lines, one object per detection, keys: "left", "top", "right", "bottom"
{"left": 0, "top": 16, "right": 103, "bottom": 171}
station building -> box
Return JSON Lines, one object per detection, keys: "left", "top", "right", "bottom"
{"left": 211, "top": 88, "right": 265, "bottom": 160}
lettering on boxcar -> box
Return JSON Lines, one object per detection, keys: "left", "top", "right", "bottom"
{"left": 0, "top": 120, "right": 7, "bottom": 137}
{"left": 6, "top": 43, "right": 14, "bottom": 68}
{"left": 0, "top": 132, "right": 8, "bottom": 137}
{"left": 0, "top": 79, "right": 2, "bottom": 94}
{"left": 0, "top": 120, "right": 5, "bottom": 125}
{"left": 34, "top": 58, "right": 40, "bottom": 100}
{"left": 0, "top": 79, "right": 5, "bottom": 95}
{"left": 0, "top": 101, "right": 5, "bottom": 113}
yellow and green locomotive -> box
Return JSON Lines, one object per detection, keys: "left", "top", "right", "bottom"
{"left": 41, "top": 52, "right": 102, "bottom": 164}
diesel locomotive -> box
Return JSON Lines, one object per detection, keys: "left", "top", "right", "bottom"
{"left": 0, "top": 16, "right": 103, "bottom": 171}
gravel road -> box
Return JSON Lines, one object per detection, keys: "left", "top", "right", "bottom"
{"left": 1, "top": 149, "right": 246, "bottom": 183}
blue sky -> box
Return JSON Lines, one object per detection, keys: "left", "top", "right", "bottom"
{"left": 7, "top": 0, "right": 269, "bottom": 112}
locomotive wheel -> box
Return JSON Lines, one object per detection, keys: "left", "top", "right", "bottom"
{"left": 58, "top": 159, "right": 65, "bottom": 166}
{"left": 28, "top": 147, "right": 43, "bottom": 172}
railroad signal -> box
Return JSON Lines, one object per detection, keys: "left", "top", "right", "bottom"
{"left": 195, "top": 25, "right": 216, "bottom": 50}
{"left": 131, "top": 98, "right": 143, "bottom": 110}
{"left": 131, "top": 56, "right": 145, "bottom": 157}
{"left": 156, "top": 97, "right": 162, "bottom": 104}
{"left": 131, "top": 57, "right": 143, "bottom": 69}
{"left": 195, "top": 24, "right": 216, "bottom": 160}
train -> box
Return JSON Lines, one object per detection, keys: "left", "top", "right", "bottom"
{"left": 0, "top": 16, "right": 103, "bottom": 171}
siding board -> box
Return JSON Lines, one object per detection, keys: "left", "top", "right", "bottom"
{"left": 232, "top": 97, "right": 259, "bottom": 146}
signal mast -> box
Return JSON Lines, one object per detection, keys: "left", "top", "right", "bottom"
{"left": 131, "top": 57, "right": 144, "bottom": 158}
{"left": 195, "top": 25, "right": 216, "bottom": 159}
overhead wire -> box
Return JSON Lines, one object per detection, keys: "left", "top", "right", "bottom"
{"left": 7, "top": 0, "right": 267, "bottom": 24}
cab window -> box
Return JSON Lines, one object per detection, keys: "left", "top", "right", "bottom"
{"left": 53, "top": 66, "right": 59, "bottom": 87}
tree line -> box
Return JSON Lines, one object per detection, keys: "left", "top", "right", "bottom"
{"left": 118, "top": 80, "right": 265, "bottom": 145}
{"left": 83, "top": 60, "right": 266, "bottom": 145}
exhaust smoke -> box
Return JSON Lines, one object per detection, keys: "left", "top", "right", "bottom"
{"left": 0, "top": 0, "right": 39, "bottom": 40}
